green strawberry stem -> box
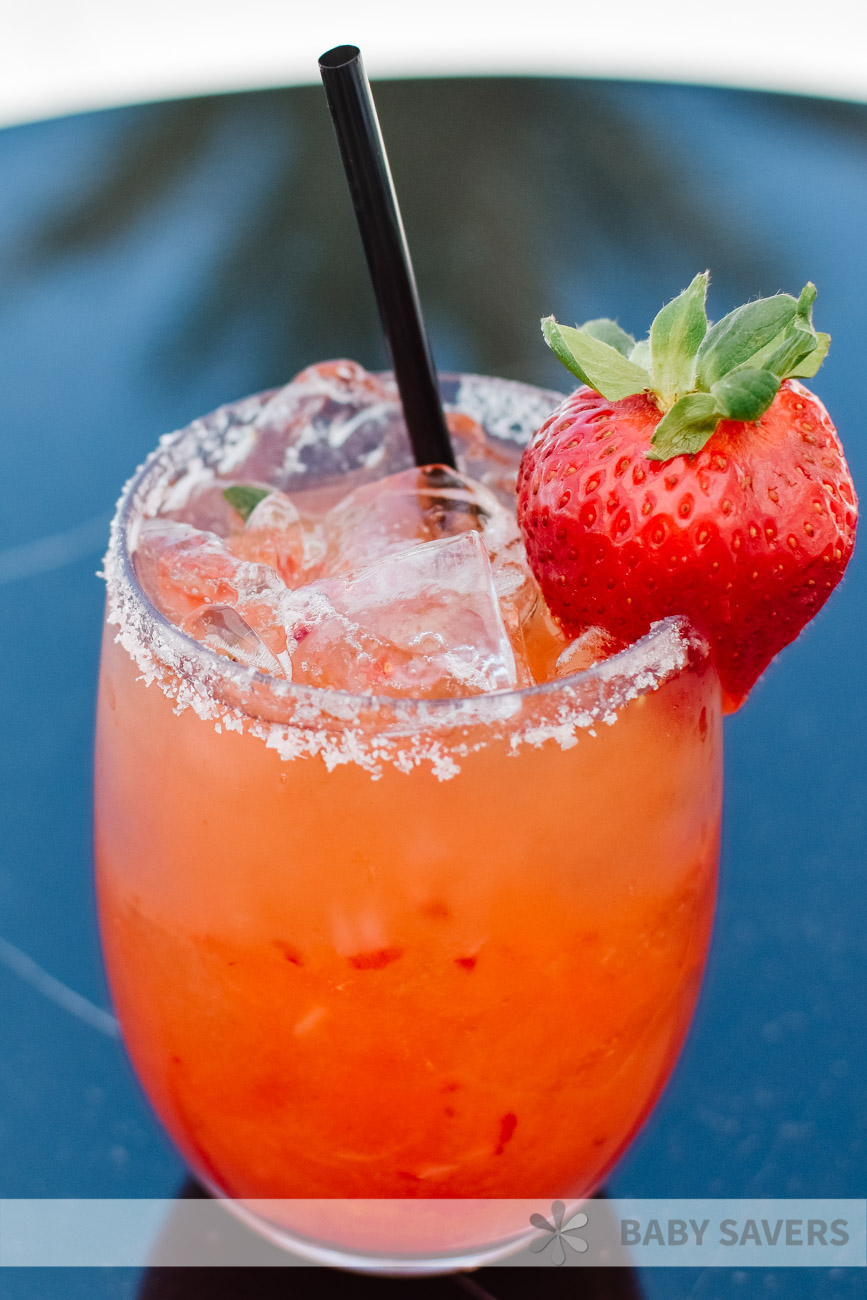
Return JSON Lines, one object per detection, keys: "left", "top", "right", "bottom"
{"left": 542, "top": 274, "right": 830, "bottom": 461}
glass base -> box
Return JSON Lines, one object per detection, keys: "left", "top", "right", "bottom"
{"left": 207, "top": 1186, "right": 536, "bottom": 1275}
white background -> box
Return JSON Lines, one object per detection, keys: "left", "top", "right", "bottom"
{"left": 2, "top": 0, "right": 867, "bottom": 127}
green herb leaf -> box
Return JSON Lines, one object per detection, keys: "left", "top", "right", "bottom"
{"left": 649, "top": 271, "right": 709, "bottom": 405}
{"left": 647, "top": 392, "right": 720, "bottom": 460}
{"left": 542, "top": 316, "right": 651, "bottom": 400}
{"left": 696, "top": 293, "right": 798, "bottom": 388}
{"left": 580, "top": 318, "right": 636, "bottom": 357}
{"left": 223, "top": 484, "right": 271, "bottom": 522}
{"left": 710, "top": 369, "right": 781, "bottom": 422}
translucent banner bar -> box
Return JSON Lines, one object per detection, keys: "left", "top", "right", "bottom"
{"left": 1, "top": 1198, "right": 864, "bottom": 1268}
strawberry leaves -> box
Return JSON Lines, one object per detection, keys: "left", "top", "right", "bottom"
{"left": 775, "top": 283, "right": 830, "bottom": 379}
{"left": 649, "top": 271, "right": 708, "bottom": 405}
{"left": 580, "top": 318, "right": 637, "bottom": 357}
{"left": 695, "top": 292, "right": 797, "bottom": 388}
{"left": 710, "top": 369, "right": 782, "bottom": 421}
{"left": 541, "top": 317, "right": 650, "bottom": 401}
{"left": 542, "top": 276, "right": 831, "bottom": 462}
{"left": 649, "top": 392, "right": 719, "bottom": 460}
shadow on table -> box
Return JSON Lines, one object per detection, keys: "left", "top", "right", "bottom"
{"left": 136, "top": 1179, "right": 645, "bottom": 1299}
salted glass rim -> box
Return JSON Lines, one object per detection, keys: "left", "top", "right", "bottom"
{"left": 106, "top": 372, "right": 707, "bottom": 723}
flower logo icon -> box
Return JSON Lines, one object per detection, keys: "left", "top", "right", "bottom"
{"left": 529, "top": 1201, "right": 589, "bottom": 1265}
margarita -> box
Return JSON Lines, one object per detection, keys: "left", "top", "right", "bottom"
{"left": 95, "top": 365, "right": 721, "bottom": 1266}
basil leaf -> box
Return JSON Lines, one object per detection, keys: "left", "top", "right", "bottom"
{"left": 710, "top": 369, "right": 781, "bottom": 422}
{"left": 542, "top": 317, "right": 651, "bottom": 400}
{"left": 580, "top": 318, "right": 636, "bottom": 357}
{"left": 649, "top": 271, "right": 709, "bottom": 404}
{"left": 223, "top": 484, "right": 271, "bottom": 522}
{"left": 696, "top": 294, "right": 798, "bottom": 388}
{"left": 647, "top": 392, "right": 720, "bottom": 461}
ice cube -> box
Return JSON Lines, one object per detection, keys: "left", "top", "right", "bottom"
{"left": 134, "top": 519, "right": 249, "bottom": 620}
{"left": 233, "top": 361, "right": 416, "bottom": 489}
{"left": 227, "top": 490, "right": 308, "bottom": 585}
{"left": 554, "top": 627, "right": 622, "bottom": 678}
{"left": 511, "top": 601, "right": 622, "bottom": 685}
{"left": 280, "top": 532, "right": 518, "bottom": 697}
{"left": 326, "top": 464, "right": 496, "bottom": 564}
{"left": 178, "top": 605, "right": 287, "bottom": 676}
{"left": 324, "top": 464, "right": 537, "bottom": 617}
{"left": 513, "top": 597, "right": 572, "bottom": 684}
{"left": 161, "top": 480, "right": 246, "bottom": 537}
{"left": 133, "top": 519, "right": 289, "bottom": 658}
{"left": 497, "top": 599, "right": 535, "bottom": 689}
{"left": 206, "top": 361, "right": 549, "bottom": 508}
{"left": 447, "top": 409, "right": 523, "bottom": 504}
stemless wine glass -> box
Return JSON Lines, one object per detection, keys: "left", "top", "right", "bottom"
{"left": 95, "top": 373, "right": 722, "bottom": 1272}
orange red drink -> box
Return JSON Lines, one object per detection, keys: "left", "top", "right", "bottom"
{"left": 95, "top": 368, "right": 722, "bottom": 1267}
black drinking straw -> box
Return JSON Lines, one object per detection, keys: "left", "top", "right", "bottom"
{"left": 318, "top": 45, "right": 456, "bottom": 470}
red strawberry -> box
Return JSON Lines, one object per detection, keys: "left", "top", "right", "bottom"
{"left": 517, "top": 275, "right": 857, "bottom": 707}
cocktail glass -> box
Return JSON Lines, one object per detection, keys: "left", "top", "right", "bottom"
{"left": 95, "top": 373, "right": 722, "bottom": 1272}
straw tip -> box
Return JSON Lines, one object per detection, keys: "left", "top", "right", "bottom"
{"left": 319, "top": 45, "right": 361, "bottom": 71}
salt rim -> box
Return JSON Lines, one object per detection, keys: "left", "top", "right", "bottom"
{"left": 102, "top": 374, "right": 708, "bottom": 779}
{"left": 454, "top": 373, "right": 564, "bottom": 446}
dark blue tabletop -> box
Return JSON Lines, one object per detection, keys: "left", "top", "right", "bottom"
{"left": 0, "top": 77, "right": 864, "bottom": 1299}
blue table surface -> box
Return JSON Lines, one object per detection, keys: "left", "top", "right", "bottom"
{"left": 0, "top": 77, "right": 864, "bottom": 1299}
